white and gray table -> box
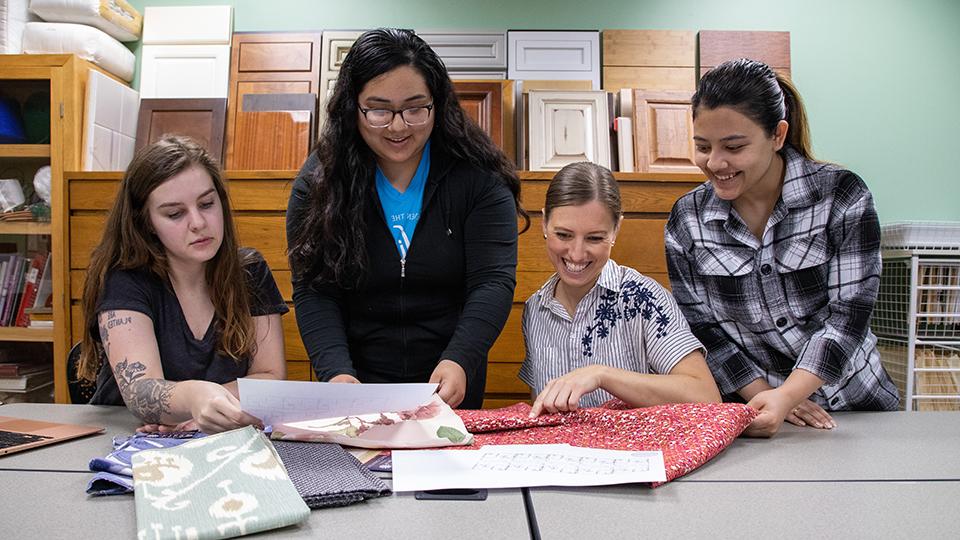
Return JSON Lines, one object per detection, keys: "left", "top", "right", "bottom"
{"left": 527, "top": 481, "right": 960, "bottom": 539}
{"left": 527, "top": 411, "right": 960, "bottom": 539}
{"left": 4, "top": 404, "right": 959, "bottom": 539}
{"left": 678, "top": 411, "right": 960, "bottom": 482}
{"left": 0, "top": 404, "right": 531, "bottom": 540}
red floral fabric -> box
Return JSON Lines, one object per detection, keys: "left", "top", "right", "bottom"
{"left": 456, "top": 400, "right": 757, "bottom": 485}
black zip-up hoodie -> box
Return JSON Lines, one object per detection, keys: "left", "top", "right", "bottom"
{"left": 287, "top": 146, "right": 518, "bottom": 409}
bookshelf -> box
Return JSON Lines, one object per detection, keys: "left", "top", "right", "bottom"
{"left": 0, "top": 55, "right": 124, "bottom": 403}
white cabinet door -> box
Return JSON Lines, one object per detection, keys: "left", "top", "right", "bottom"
{"left": 319, "top": 31, "right": 364, "bottom": 129}
{"left": 142, "top": 5, "right": 232, "bottom": 45}
{"left": 508, "top": 31, "right": 600, "bottom": 89}
{"left": 417, "top": 31, "right": 507, "bottom": 71}
{"left": 140, "top": 45, "right": 231, "bottom": 98}
{"left": 527, "top": 90, "right": 610, "bottom": 171}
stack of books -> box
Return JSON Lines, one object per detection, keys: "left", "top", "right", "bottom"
{"left": 0, "top": 251, "right": 51, "bottom": 328}
{"left": 0, "top": 355, "right": 53, "bottom": 403}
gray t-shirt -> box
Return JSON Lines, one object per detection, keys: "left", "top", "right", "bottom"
{"left": 88, "top": 251, "right": 288, "bottom": 406}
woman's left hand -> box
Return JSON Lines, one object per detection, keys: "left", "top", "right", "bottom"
{"left": 786, "top": 399, "right": 836, "bottom": 429}
{"left": 529, "top": 365, "right": 605, "bottom": 417}
{"left": 430, "top": 359, "right": 467, "bottom": 408}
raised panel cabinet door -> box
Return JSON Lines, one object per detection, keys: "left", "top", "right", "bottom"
{"left": 516, "top": 80, "right": 594, "bottom": 169}
{"left": 134, "top": 98, "right": 227, "bottom": 163}
{"left": 417, "top": 31, "right": 507, "bottom": 70}
{"left": 319, "top": 31, "right": 363, "bottom": 130}
{"left": 452, "top": 80, "right": 515, "bottom": 163}
{"left": 631, "top": 90, "right": 699, "bottom": 175}
{"left": 508, "top": 31, "right": 601, "bottom": 89}
{"left": 139, "top": 45, "right": 231, "bottom": 98}
{"left": 527, "top": 90, "right": 610, "bottom": 171}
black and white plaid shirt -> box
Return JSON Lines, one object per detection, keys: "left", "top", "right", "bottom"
{"left": 665, "top": 145, "right": 899, "bottom": 411}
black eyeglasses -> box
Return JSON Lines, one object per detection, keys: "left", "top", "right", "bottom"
{"left": 358, "top": 104, "right": 434, "bottom": 128}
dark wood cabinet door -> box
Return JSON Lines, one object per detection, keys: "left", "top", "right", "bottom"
{"left": 453, "top": 80, "right": 515, "bottom": 163}
{"left": 135, "top": 98, "right": 228, "bottom": 162}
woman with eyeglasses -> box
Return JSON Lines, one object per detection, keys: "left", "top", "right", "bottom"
{"left": 287, "top": 28, "right": 527, "bottom": 409}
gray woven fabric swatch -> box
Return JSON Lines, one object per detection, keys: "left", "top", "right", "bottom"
{"left": 273, "top": 440, "right": 391, "bottom": 509}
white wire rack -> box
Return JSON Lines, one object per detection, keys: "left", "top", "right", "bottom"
{"left": 874, "top": 252, "right": 960, "bottom": 411}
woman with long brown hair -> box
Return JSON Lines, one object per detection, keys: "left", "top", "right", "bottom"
{"left": 78, "top": 136, "right": 288, "bottom": 433}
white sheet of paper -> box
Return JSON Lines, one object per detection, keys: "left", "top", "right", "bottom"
{"left": 391, "top": 444, "right": 666, "bottom": 491}
{"left": 237, "top": 378, "right": 437, "bottom": 425}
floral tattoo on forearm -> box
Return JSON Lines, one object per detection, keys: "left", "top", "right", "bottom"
{"left": 113, "top": 357, "right": 175, "bottom": 424}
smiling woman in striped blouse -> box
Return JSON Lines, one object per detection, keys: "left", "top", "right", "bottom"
{"left": 519, "top": 162, "right": 721, "bottom": 417}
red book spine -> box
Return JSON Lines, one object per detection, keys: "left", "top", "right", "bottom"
{"left": 15, "top": 252, "right": 48, "bottom": 328}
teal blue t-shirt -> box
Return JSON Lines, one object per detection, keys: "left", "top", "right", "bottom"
{"left": 375, "top": 140, "right": 431, "bottom": 258}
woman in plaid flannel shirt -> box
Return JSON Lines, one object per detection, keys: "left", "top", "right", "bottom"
{"left": 665, "top": 59, "right": 899, "bottom": 437}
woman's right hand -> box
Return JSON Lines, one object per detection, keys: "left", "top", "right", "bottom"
{"left": 330, "top": 374, "right": 361, "bottom": 384}
{"left": 188, "top": 381, "right": 263, "bottom": 434}
{"left": 785, "top": 399, "right": 836, "bottom": 429}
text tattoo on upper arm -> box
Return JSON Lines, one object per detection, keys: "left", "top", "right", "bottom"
{"left": 99, "top": 311, "right": 133, "bottom": 351}
{"left": 113, "top": 357, "right": 174, "bottom": 424}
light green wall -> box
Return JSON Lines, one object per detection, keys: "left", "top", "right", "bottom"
{"left": 128, "top": 0, "right": 960, "bottom": 223}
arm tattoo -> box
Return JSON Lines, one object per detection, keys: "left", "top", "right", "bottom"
{"left": 113, "top": 357, "right": 175, "bottom": 424}
{"left": 98, "top": 319, "right": 110, "bottom": 352}
{"left": 100, "top": 311, "right": 132, "bottom": 351}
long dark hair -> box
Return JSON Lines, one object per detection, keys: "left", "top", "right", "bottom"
{"left": 78, "top": 137, "right": 255, "bottom": 380}
{"left": 288, "top": 28, "right": 528, "bottom": 287}
{"left": 692, "top": 58, "right": 814, "bottom": 160}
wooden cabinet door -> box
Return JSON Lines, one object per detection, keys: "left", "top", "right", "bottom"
{"left": 453, "top": 80, "right": 515, "bottom": 163}
{"left": 230, "top": 81, "right": 313, "bottom": 170}
{"left": 135, "top": 98, "right": 227, "bottom": 163}
{"left": 698, "top": 31, "right": 791, "bottom": 78}
{"left": 225, "top": 32, "right": 322, "bottom": 171}
{"left": 527, "top": 90, "right": 611, "bottom": 171}
{"left": 601, "top": 30, "right": 696, "bottom": 92}
{"left": 631, "top": 90, "right": 699, "bottom": 175}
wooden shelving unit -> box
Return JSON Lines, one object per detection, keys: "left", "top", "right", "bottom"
{"left": 0, "top": 327, "right": 54, "bottom": 342}
{"left": 0, "top": 54, "right": 124, "bottom": 403}
{"left": 0, "top": 144, "right": 51, "bottom": 158}
{"left": 0, "top": 222, "right": 52, "bottom": 235}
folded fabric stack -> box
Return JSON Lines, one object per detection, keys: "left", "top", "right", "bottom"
{"left": 88, "top": 431, "right": 205, "bottom": 496}
{"left": 456, "top": 400, "right": 757, "bottom": 486}
{"left": 272, "top": 440, "right": 391, "bottom": 509}
{"left": 131, "top": 426, "right": 309, "bottom": 540}
{"left": 88, "top": 430, "right": 391, "bottom": 510}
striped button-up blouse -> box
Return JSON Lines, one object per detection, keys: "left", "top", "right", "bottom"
{"left": 519, "top": 259, "right": 704, "bottom": 408}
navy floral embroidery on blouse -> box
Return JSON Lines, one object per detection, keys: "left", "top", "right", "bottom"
{"left": 581, "top": 280, "right": 671, "bottom": 357}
